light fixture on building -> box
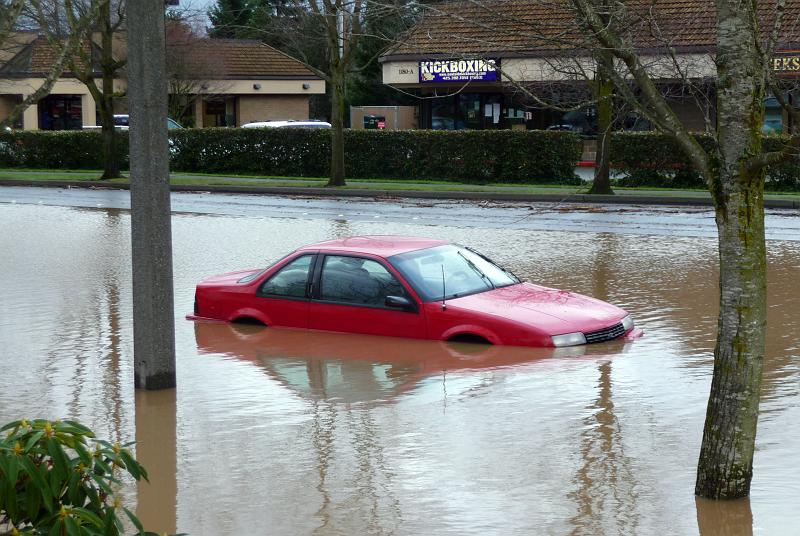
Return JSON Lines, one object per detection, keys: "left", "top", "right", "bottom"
{"left": 302, "top": 83, "right": 311, "bottom": 90}
{"left": 253, "top": 83, "right": 261, "bottom": 90}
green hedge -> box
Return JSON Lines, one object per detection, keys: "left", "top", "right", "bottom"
{"left": 0, "top": 128, "right": 581, "bottom": 184}
{"left": 0, "top": 130, "right": 129, "bottom": 169}
{"left": 610, "top": 132, "right": 800, "bottom": 191}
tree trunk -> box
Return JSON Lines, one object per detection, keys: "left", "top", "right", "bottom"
{"left": 590, "top": 50, "right": 614, "bottom": 195}
{"left": 99, "top": 100, "right": 120, "bottom": 180}
{"left": 695, "top": 174, "right": 767, "bottom": 499}
{"left": 327, "top": 65, "right": 346, "bottom": 187}
{"left": 695, "top": 1, "right": 767, "bottom": 499}
{"left": 99, "top": 0, "right": 120, "bottom": 180}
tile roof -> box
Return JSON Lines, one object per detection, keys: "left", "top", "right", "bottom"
{"left": 1, "top": 34, "right": 319, "bottom": 80}
{"left": 167, "top": 39, "right": 319, "bottom": 79}
{"left": 384, "top": 0, "right": 800, "bottom": 58}
{"left": 0, "top": 35, "right": 93, "bottom": 76}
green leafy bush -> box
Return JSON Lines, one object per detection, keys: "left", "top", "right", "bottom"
{"left": 611, "top": 132, "right": 800, "bottom": 191}
{"left": 0, "top": 131, "right": 129, "bottom": 170}
{"left": 0, "top": 128, "right": 581, "bottom": 184}
{"left": 0, "top": 419, "right": 157, "bottom": 536}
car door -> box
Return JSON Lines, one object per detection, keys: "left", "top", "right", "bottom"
{"left": 253, "top": 254, "right": 316, "bottom": 328}
{"left": 309, "top": 254, "right": 427, "bottom": 339}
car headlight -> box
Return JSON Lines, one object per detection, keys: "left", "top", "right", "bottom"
{"left": 551, "top": 332, "right": 587, "bottom": 347}
{"left": 621, "top": 314, "right": 634, "bottom": 331}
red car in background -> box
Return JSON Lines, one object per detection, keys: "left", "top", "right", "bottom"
{"left": 189, "top": 236, "right": 638, "bottom": 347}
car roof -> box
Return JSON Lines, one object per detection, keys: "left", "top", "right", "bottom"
{"left": 297, "top": 235, "right": 450, "bottom": 258}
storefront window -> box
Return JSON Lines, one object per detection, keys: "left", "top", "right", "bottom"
{"left": 203, "top": 97, "right": 237, "bottom": 127}
{"left": 427, "top": 93, "right": 504, "bottom": 130}
{"left": 38, "top": 95, "right": 83, "bottom": 130}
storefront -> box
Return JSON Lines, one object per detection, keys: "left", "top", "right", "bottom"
{"left": 37, "top": 94, "right": 83, "bottom": 130}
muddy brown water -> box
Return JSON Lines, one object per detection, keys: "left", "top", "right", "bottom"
{"left": 1, "top": 201, "right": 799, "bottom": 535}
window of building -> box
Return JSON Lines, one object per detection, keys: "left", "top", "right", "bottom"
{"left": 38, "top": 95, "right": 83, "bottom": 130}
{"left": 203, "top": 97, "right": 237, "bottom": 127}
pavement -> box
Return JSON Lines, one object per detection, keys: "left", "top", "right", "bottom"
{"left": 1, "top": 170, "right": 800, "bottom": 209}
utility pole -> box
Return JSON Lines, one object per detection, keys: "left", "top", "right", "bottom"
{"left": 128, "top": 0, "right": 176, "bottom": 390}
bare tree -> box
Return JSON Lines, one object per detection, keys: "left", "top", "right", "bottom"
{"left": 165, "top": 16, "right": 231, "bottom": 127}
{"left": 34, "top": 0, "right": 125, "bottom": 179}
{"left": 386, "top": 0, "right": 790, "bottom": 499}
{"left": 0, "top": 0, "right": 98, "bottom": 129}
{"left": 566, "top": 0, "right": 789, "bottom": 499}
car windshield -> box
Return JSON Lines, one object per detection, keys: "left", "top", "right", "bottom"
{"left": 389, "top": 245, "right": 519, "bottom": 301}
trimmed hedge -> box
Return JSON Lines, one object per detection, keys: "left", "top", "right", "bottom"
{"left": 611, "top": 132, "right": 800, "bottom": 191}
{"left": 0, "top": 128, "right": 582, "bottom": 184}
{"left": 0, "top": 130, "right": 129, "bottom": 169}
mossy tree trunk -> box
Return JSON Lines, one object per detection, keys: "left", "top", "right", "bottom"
{"left": 569, "top": 0, "right": 773, "bottom": 499}
{"left": 695, "top": 1, "right": 768, "bottom": 499}
{"left": 590, "top": 48, "right": 614, "bottom": 195}
{"left": 328, "top": 62, "right": 347, "bottom": 187}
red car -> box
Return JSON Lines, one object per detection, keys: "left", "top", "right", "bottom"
{"left": 189, "top": 236, "right": 637, "bottom": 347}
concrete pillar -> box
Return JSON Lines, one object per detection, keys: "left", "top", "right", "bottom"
{"left": 22, "top": 96, "right": 38, "bottom": 130}
{"left": 128, "top": 0, "right": 176, "bottom": 390}
{"left": 81, "top": 93, "right": 97, "bottom": 127}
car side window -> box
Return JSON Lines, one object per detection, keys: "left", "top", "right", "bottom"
{"left": 259, "top": 255, "right": 313, "bottom": 298}
{"left": 319, "top": 256, "right": 405, "bottom": 306}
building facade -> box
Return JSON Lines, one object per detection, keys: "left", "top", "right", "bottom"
{"left": 380, "top": 0, "right": 800, "bottom": 133}
{"left": 0, "top": 33, "right": 325, "bottom": 130}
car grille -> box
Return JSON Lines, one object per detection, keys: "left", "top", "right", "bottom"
{"left": 584, "top": 322, "right": 626, "bottom": 344}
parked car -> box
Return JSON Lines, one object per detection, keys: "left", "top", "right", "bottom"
{"left": 83, "top": 114, "right": 183, "bottom": 130}
{"left": 241, "top": 120, "right": 331, "bottom": 129}
{"left": 189, "top": 236, "right": 638, "bottom": 347}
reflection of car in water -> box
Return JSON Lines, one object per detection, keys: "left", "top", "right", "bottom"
{"left": 193, "top": 321, "right": 623, "bottom": 403}
{"left": 190, "top": 236, "right": 639, "bottom": 347}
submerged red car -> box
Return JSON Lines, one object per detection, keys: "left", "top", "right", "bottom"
{"left": 189, "top": 236, "right": 637, "bottom": 347}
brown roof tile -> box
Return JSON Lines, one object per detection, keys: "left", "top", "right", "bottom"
{"left": 384, "top": 0, "right": 800, "bottom": 58}
{"left": 167, "top": 39, "right": 319, "bottom": 79}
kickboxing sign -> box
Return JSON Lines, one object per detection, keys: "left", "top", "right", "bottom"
{"left": 419, "top": 59, "right": 499, "bottom": 83}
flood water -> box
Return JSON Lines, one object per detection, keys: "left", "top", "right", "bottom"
{"left": 1, "top": 190, "right": 799, "bottom": 535}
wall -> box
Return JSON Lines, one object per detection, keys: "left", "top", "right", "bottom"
{"left": 237, "top": 95, "right": 310, "bottom": 124}
{"left": 350, "top": 106, "right": 418, "bottom": 130}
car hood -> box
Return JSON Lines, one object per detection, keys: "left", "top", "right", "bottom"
{"left": 199, "top": 268, "right": 261, "bottom": 286}
{"left": 446, "top": 282, "right": 628, "bottom": 334}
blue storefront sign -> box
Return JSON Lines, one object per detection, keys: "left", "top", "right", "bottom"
{"left": 419, "top": 59, "right": 499, "bottom": 83}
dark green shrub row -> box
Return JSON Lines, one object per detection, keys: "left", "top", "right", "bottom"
{"left": 610, "top": 132, "right": 800, "bottom": 191}
{"left": 0, "top": 130, "right": 129, "bottom": 169}
{"left": 0, "top": 128, "right": 582, "bottom": 184}
{"left": 169, "top": 128, "right": 582, "bottom": 184}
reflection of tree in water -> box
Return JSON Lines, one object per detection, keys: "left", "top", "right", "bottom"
{"left": 305, "top": 358, "right": 402, "bottom": 535}
{"left": 695, "top": 496, "right": 753, "bottom": 536}
{"left": 41, "top": 209, "right": 126, "bottom": 443}
{"left": 567, "top": 361, "right": 639, "bottom": 535}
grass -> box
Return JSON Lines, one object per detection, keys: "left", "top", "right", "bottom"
{"left": 1, "top": 168, "right": 799, "bottom": 201}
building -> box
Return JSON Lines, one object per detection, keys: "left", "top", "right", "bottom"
{"left": 0, "top": 32, "right": 325, "bottom": 130}
{"left": 380, "top": 0, "right": 800, "bottom": 132}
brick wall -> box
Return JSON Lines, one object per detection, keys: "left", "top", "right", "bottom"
{"left": 237, "top": 95, "right": 310, "bottom": 125}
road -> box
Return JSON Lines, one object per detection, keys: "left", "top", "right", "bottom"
{"left": 2, "top": 185, "right": 799, "bottom": 241}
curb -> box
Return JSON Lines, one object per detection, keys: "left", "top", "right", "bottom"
{"left": 1, "top": 179, "right": 799, "bottom": 209}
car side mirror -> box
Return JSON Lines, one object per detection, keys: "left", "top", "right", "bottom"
{"left": 385, "top": 295, "right": 414, "bottom": 311}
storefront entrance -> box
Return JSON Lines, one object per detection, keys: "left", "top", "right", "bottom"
{"left": 38, "top": 95, "right": 83, "bottom": 130}
{"left": 421, "top": 93, "right": 505, "bottom": 130}
{"left": 203, "top": 97, "right": 237, "bottom": 127}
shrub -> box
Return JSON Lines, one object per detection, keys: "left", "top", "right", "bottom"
{"left": 0, "top": 131, "right": 129, "bottom": 170}
{"left": 611, "top": 132, "right": 800, "bottom": 191}
{"left": 0, "top": 419, "right": 159, "bottom": 536}
{"left": 1, "top": 128, "right": 581, "bottom": 184}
